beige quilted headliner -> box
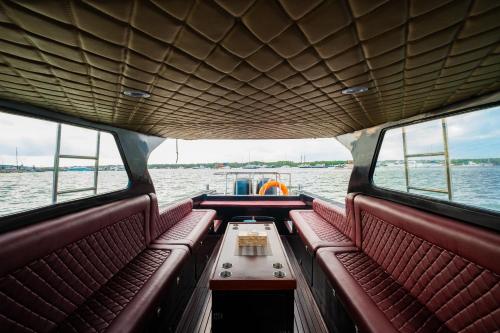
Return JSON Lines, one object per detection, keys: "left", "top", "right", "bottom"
{"left": 0, "top": 1, "right": 499, "bottom": 139}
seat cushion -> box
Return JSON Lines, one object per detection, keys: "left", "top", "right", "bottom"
{"left": 313, "top": 198, "right": 355, "bottom": 241}
{"left": 0, "top": 196, "right": 152, "bottom": 333}
{"left": 354, "top": 195, "right": 500, "bottom": 333}
{"left": 290, "top": 210, "right": 354, "bottom": 253}
{"left": 149, "top": 197, "right": 194, "bottom": 240}
{"left": 152, "top": 209, "right": 216, "bottom": 251}
{"left": 338, "top": 250, "right": 451, "bottom": 333}
{"left": 58, "top": 247, "right": 188, "bottom": 332}
{"left": 318, "top": 194, "right": 500, "bottom": 333}
{"left": 317, "top": 247, "right": 411, "bottom": 333}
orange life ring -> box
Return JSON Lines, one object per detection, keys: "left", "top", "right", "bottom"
{"left": 258, "top": 180, "right": 289, "bottom": 196}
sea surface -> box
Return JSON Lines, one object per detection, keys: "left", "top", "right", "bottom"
{"left": 1, "top": 166, "right": 499, "bottom": 217}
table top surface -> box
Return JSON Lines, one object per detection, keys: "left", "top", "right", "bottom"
{"left": 209, "top": 222, "right": 296, "bottom": 291}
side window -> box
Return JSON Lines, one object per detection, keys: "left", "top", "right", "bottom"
{"left": 0, "top": 111, "right": 129, "bottom": 217}
{"left": 373, "top": 106, "right": 500, "bottom": 213}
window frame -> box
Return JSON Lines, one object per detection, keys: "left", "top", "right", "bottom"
{"left": 53, "top": 123, "right": 132, "bottom": 201}
{"left": 0, "top": 107, "right": 136, "bottom": 232}
{"left": 368, "top": 106, "right": 500, "bottom": 230}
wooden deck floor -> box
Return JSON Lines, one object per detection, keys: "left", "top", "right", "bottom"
{"left": 175, "top": 236, "right": 329, "bottom": 333}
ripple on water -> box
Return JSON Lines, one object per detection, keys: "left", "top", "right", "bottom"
{"left": 1, "top": 166, "right": 499, "bottom": 216}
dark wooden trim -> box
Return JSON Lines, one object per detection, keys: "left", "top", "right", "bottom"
{"left": 176, "top": 236, "right": 328, "bottom": 333}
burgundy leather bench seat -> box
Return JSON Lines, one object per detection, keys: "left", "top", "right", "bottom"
{"left": 317, "top": 195, "right": 500, "bottom": 333}
{"left": 0, "top": 195, "right": 189, "bottom": 333}
{"left": 149, "top": 194, "right": 216, "bottom": 252}
{"left": 290, "top": 196, "right": 356, "bottom": 253}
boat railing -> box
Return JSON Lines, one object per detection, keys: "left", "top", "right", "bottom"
{"left": 52, "top": 124, "right": 101, "bottom": 203}
{"left": 213, "top": 171, "right": 293, "bottom": 195}
{"left": 402, "top": 118, "right": 453, "bottom": 200}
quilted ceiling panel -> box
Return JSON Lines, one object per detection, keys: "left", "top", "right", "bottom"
{"left": 0, "top": 0, "right": 499, "bottom": 139}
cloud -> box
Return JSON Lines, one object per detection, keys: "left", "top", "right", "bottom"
{"left": 0, "top": 111, "right": 352, "bottom": 166}
{"left": 2, "top": 105, "right": 498, "bottom": 167}
{"left": 378, "top": 129, "right": 404, "bottom": 160}
{"left": 149, "top": 138, "right": 352, "bottom": 164}
{"left": 0, "top": 112, "right": 125, "bottom": 167}
{"left": 377, "top": 106, "right": 500, "bottom": 160}
{"left": 0, "top": 113, "right": 57, "bottom": 156}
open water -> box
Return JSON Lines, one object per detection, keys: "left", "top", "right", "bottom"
{"left": 1, "top": 166, "right": 498, "bottom": 217}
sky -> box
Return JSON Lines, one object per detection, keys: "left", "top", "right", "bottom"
{"left": 0, "top": 113, "right": 123, "bottom": 167}
{"left": 0, "top": 106, "right": 499, "bottom": 167}
{"left": 377, "top": 106, "right": 500, "bottom": 160}
{"left": 0, "top": 111, "right": 351, "bottom": 167}
{"left": 148, "top": 138, "right": 351, "bottom": 164}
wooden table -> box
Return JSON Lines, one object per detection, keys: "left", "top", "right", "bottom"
{"left": 209, "top": 222, "right": 296, "bottom": 333}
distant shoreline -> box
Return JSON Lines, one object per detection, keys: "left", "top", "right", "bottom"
{"left": 1, "top": 158, "right": 498, "bottom": 173}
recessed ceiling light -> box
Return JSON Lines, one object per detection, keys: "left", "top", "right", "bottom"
{"left": 341, "top": 86, "right": 368, "bottom": 94}
{"left": 123, "top": 90, "right": 150, "bottom": 98}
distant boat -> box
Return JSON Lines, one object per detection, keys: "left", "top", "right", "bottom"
{"left": 330, "top": 164, "right": 346, "bottom": 168}
{"left": 243, "top": 164, "right": 259, "bottom": 169}
{"left": 215, "top": 163, "right": 231, "bottom": 169}
{"left": 299, "top": 163, "right": 327, "bottom": 168}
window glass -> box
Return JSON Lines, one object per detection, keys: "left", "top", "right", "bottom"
{"left": 373, "top": 106, "right": 500, "bottom": 212}
{"left": 0, "top": 111, "right": 129, "bottom": 216}
{"left": 96, "top": 133, "right": 129, "bottom": 194}
{"left": 59, "top": 124, "right": 98, "bottom": 156}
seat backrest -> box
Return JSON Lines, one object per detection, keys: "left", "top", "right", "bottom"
{"left": 0, "top": 195, "right": 151, "bottom": 333}
{"left": 149, "top": 194, "right": 193, "bottom": 240}
{"left": 353, "top": 194, "right": 500, "bottom": 333}
{"left": 313, "top": 198, "right": 355, "bottom": 241}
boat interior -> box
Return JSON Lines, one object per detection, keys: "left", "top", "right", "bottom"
{"left": 0, "top": 1, "right": 499, "bottom": 333}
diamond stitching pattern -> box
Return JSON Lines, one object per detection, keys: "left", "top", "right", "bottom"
{"left": 337, "top": 251, "right": 451, "bottom": 333}
{"left": 156, "top": 211, "right": 210, "bottom": 242}
{"left": 0, "top": 212, "right": 147, "bottom": 333}
{"left": 0, "top": 1, "right": 498, "bottom": 139}
{"left": 296, "top": 210, "right": 351, "bottom": 243}
{"left": 352, "top": 210, "right": 500, "bottom": 333}
{"left": 57, "top": 249, "right": 171, "bottom": 333}
{"left": 313, "top": 199, "right": 353, "bottom": 240}
{"left": 151, "top": 199, "right": 193, "bottom": 240}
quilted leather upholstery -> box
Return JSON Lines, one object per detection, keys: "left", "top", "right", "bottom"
{"left": 313, "top": 198, "right": 354, "bottom": 240}
{"left": 317, "top": 194, "right": 500, "bottom": 333}
{"left": 290, "top": 198, "right": 354, "bottom": 252}
{"left": 345, "top": 193, "right": 360, "bottom": 246}
{"left": 149, "top": 193, "right": 216, "bottom": 251}
{"left": 150, "top": 197, "right": 193, "bottom": 240}
{"left": 336, "top": 251, "right": 451, "bottom": 333}
{"left": 0, "top": 212, "right": 147, "bottom": 333}
{"left": 58, "top": 249, "right": 171, "bottom": 333}
{"left": 156, "top": 211, "right": 212, "bottom": 242}
{"left": 0, "top": 195, "right": 189, "bottom": 333}
{"left": 297, "top": 211, "right": 351, "bottom": 243}
{"left": 359, "top": 210, "right": 499, "bottom": 333}
{"left": 0, "top": 1, "right": 499, "bottom": 139}
{"left": 153, "top": 210, "right": 216, "bottom": 251}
